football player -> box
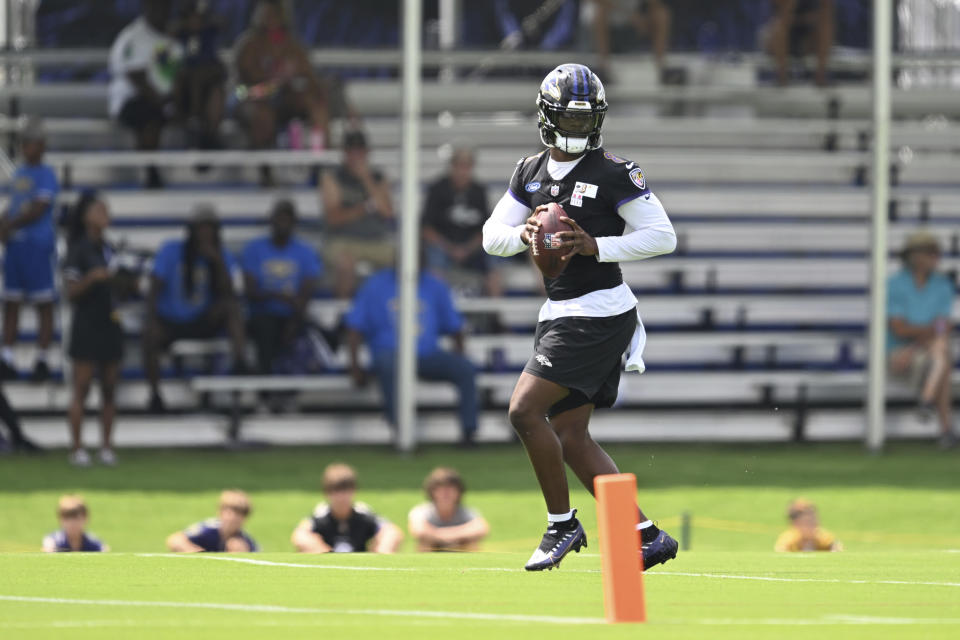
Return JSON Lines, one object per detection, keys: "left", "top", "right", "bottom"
{"left": 482, "top": 63, "right": 679, "bottom": 571}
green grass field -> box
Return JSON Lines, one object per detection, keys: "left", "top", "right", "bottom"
{"left": 1, "top": 442, "right": 959, "bottom": 638}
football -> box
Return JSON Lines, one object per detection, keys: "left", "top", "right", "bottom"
{"left": 530, "top": 202, "right": 573, "bottom": 279}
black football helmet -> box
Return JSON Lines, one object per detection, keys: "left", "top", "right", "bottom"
{"left": 536, "top": 63, "right": 607, "bottom": 154}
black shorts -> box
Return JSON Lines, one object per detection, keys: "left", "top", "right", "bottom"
{"left": 159, "top": 314, "right": 224, "bottom": 346}
{"left": 117, "top": 96, "right": 167, "bottom": 131}
{"left": 69, "top": 316, "right": 124, "bottom": 363}
{"left": 524, "top": 309, "right": 636, "bottom": 418}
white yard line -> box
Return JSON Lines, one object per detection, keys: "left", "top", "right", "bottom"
{"left": 136, "top": 553, "right": 603, "bottom": 574}
{"left": 136, "top": 553, "right": 417, "bottom": 572}
{"left": 136, "top": 554, "right": 959, "bottom": 585}
{"left": 1, "top": 605, "right": 957, "bottom": 629}
{"left": 690, "top": 616, "right": 960, "bottom": 626}
{"left": 0, "top": 595, "right": 604, "bottom": 625}
{"left": 653, "top": 570, "right": 960, "bottom": 588}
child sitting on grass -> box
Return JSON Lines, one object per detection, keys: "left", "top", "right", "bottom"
{"left": 166, "top": 489, "right": 259, "bottom": 552}
{"left": 42, "top": 495, "right": 108, "bottom": 552}
{"left": 408, "top": 467, "right": 489, "bottom": 552}
{"left": 774, "top": 498, "right": 842, "bottom": 552}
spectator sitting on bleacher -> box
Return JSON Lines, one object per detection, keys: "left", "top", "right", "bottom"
{"left": 422, "top": 148, "right": 501, "bottom": 296}
{"left": 173, "top": 0, "right": 227, "bottom": 150}
{"left": 763, "top": 0, "right": 834, "bottom": 87}
{"left": 63, "top": 193, "right": 130, "bottom": 468}
{"left": 42, "top": 495, "right": 108, "bottom": 552}
{"left": 143, "top": 207, "right": 247, "bottom": 413}
{"left": 408, "top": 467, "right": 489, "bottom": 552}
{"left": 235, "top": 0, "right": 329, "bottom": 163}
{"left": 0, "top": 117, "right": 58, "bottom": 383}
{"left": 291, "top": 463, "right": 404, "bottom": 554}
{"left": 108, "top": 0, "right": 184, "bottom": 188}
{"left": 321, "top": 131, "right": 396, "bottom": 299}
{"left": 345, "top": 262, "right": 479, "bottom": 447}
{"left": 888, "top": 231, "right": 958, "bottom": 450}
{"left": 583, "top": 0, "right": 671, "bottom": 80}
{"left": 166, "top": 490, "right": 259, "bottom": 552}
{"left": 242, "top": 199, "right": 321, "bottom": 376}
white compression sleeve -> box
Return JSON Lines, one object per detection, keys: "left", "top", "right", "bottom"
{"left": 482, "top": 190, "right": 533, "bottom": 257}
{"left": 595, "top": 192, "right": 677, "bottom": 263}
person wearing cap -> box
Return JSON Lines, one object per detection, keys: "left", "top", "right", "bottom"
{"left": 774, "top": 498, "right": 841, "bottom": 552}
{"left": 63, "top": 193, "right": 129, "bottom": 467}
{"left": 888, "top": 230, "right": 957, "bottom": 450}
{"left": 408, "top": 467, "right": 489, "bottom": 552}
{"left": 241, "top": 200, "right": 322, "bottom": 377}
{"left": 42, "top": 495, "right": 109, "bottom": 552}
{"left": 167, "top": 490, "right": 259, "bottom": 552}
{"left": 320, "top": 130, "right": 395, "bottom": 298}
{"left": 0, "top": 117, "right": 59, "bottom": 383}
{"left": 143, "top": 207, "right": 247, "bottom": 413}
{"left": 291, "top": 463, "right": 403, "bottom": 554}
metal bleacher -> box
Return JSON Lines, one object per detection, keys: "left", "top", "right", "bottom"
{"left": 3, "top": 49, "right": 959, "bottom": 446}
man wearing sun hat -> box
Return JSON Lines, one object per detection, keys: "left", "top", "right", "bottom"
{"left": 887, "top": 229, "right": 957, "bottom": 449}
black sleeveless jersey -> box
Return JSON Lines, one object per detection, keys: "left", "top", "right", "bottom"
{"left": 508, "top": 147, "right": 652, "bottom": 301}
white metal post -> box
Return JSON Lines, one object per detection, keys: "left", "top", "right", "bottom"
{"left": 397, "top": 0, "right": 422, "bottom": 452}
{"left": 867, "top": 0, "right": 892, "bottom": 452}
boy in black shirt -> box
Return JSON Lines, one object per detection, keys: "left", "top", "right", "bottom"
{"left": 291, "top": 463, "right": 403, "bottom": 553}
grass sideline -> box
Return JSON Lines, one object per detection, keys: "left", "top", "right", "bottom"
{"left": 2, "top": 442, "right": 959, "bottom": 637}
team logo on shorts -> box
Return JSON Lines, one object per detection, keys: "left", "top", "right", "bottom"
{"left": 550, "top": 184, "right": 560, "bottom": 197}
{"left": 535, "top": 354, "right": 553, "bottom": 368}
{"left": 525, "top": 181, "right": 541, "bottom": 193}
{"left": 628, "top": 167, "right": 645, "bottom": 190}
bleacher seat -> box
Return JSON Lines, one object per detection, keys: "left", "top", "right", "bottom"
{"left": 3, "top": 46, "right": 959, "bottom": 444}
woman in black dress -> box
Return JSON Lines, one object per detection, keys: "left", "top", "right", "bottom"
{"left": 63, "top": 193, "right": 125, "bottom": 467}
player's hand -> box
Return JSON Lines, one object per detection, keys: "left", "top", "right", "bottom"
{"left": 555, "top": 216, "right": 598, "bottom": 261}
{"left": 521, "top": 205, "right": 548, "bottom": 245}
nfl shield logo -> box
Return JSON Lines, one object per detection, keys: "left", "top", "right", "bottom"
{"left": 550, "top": 184, "right": 560, "bottom": 197}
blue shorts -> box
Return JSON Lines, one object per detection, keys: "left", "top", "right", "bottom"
{"left": 3, "top": 241, "right": 56, "bottom": 302}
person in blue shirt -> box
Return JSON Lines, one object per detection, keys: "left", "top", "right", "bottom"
{"left": 242, "top": 200, "right": 321, "bottom": 375}
{"left": 345, "top": 266, "right": 479, "bottom": 445}
{"left": 42, "top": 495, "right": 108, "bottom": 552}
{"left": 166, "top": 490, "right": 259, "bottom": 552}
{"left": 888, "top": 230, "right": 957, "bottom": 449}
{"left": 0, "top": 118, "right": 59, "bottom": 382}
{"left": 143, "top": 207, "right": 247, "bottom": 412}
